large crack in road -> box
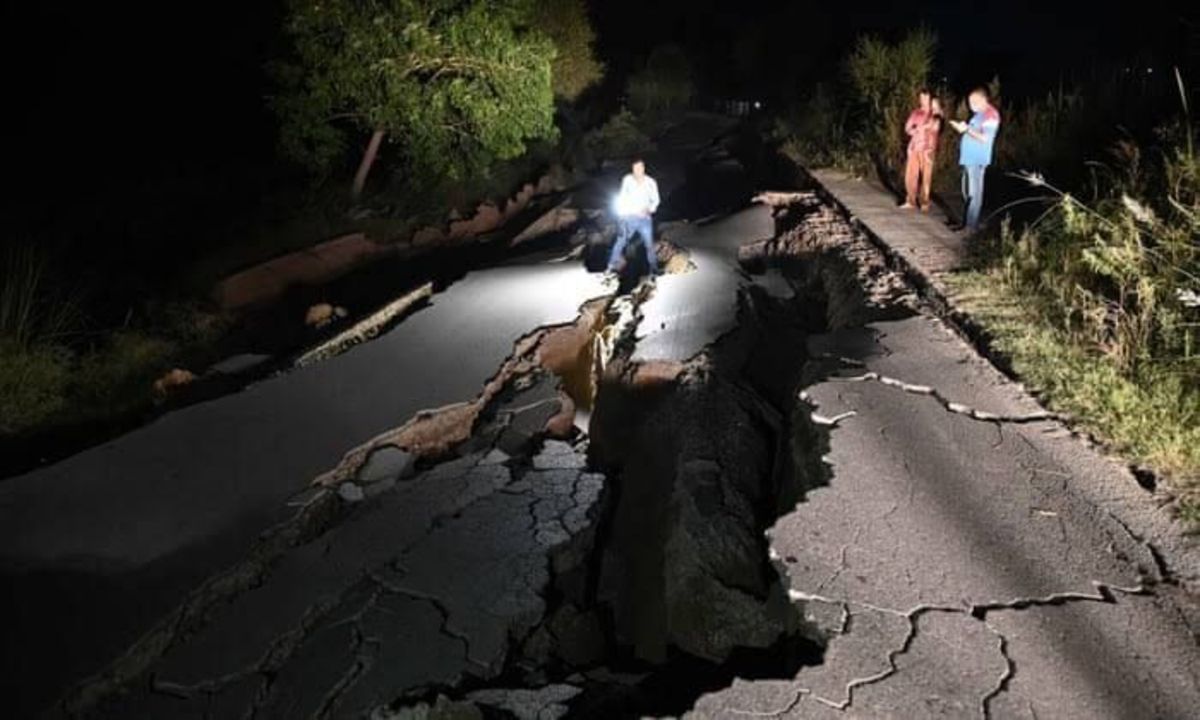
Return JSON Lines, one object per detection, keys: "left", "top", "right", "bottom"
{"left": 24, "top": 119, "right": 1200, "bottom": 720}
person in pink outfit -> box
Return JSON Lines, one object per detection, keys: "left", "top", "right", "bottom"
{"left": 901, "top": 89, "right": 943, "bottom": 211}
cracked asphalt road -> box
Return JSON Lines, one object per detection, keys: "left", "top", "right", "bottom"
{"left": 688, "top": 315, "right": 1200, "bottom": 719}
{"left": 0, "top": 113, "right": 739, "bottom": 719}
{"left": 4, "top": 112, "right": 1198, "bottom": 719}
{"left": 0, "top": 215, "right": 608, "bottom": 719}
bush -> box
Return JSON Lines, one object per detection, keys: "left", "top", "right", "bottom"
{"left": 1, "top": 242, "right": 78, "bottom": 347}
{"left": 627, "top": 45, "right": 694, "bottom": 117}
{"left": 845, "top": 28, "right": 936, "bottom": 178}
{"left": 947, "top": 270, "right": 1200, "bottom": 502}
{"left": 582, "top": 108, "right": 655, "bottom": 164}
{"left": 772, "top": 29, "right": 935, "bottom": 179}
{"left": 772, "top": 85, "right": 869, "bottom": 174}
{"left": 74, "top": 331, "right": 178, "bottom": 413}
{"left": 0, "top": 340, "right": 71, "bottom": 435}
{"left": 1001, "top": 124, "right": 1199, "bottom": 378}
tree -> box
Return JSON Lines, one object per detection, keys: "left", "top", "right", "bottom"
{"left": 272, "top": 0, "right": 558, "bottom": 198}
{"left": 531, "top": 0, "right": 604, "bottom": 102}
{"left": 627, "top": 45, "right": 695, "bottom": 116}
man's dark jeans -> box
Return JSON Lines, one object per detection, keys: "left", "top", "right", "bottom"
{"left": 608, "top": 215, "right": 656, "bottom": 273}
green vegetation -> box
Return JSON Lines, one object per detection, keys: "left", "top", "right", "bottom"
{"left": 1, "top": 241, "right": 224, "bottom": 438}
{"left": 582, "top": 108, "right": 656, "bottom": 164}
{"left": 273, "top": 0, "right": 559, "bottom": 197}
{"left": 5, "top": 1, "right": 621, "bottom": 444}
{"left": 773, "top": 85, "right": 865, "bottom": 173}
{"left": 955, "top": 81, "right": 1198, "bottom": 508}
{"left": 627, "top": 45, "right": 695, "bottom": 117}
{"left": 1, "top": 243, "right": 75, "bottom": 434}
{"left": 775, "top": 31, "right": 1200, "bottom": 515}
{"left": 845, "top": 28, "right": 937, "bottom": 177}
{"left": 533, "top": 0, "right": 604, "bottom": 102}
{"left": 0, "top": 242, "right": 78, "bottom": 348}
{"left": 773, "top": 29, "right": 936, "bottom": 180}
{"left": 948, "top": 267, "right": 1199, "bottom": 518}
{"left": 0, "top": 341, "right": 71, "bottom": 435}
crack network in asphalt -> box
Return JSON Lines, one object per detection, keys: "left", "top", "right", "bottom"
{"left": 725, "top": 579, "right": 1150, "bottom": 719}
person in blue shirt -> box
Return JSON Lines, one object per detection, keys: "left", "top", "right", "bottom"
{"left": 949, "top": 88, "right": 1001, "bottom": 232}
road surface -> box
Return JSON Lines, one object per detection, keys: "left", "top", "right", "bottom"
{"left": 3, "top": 115, "right": 1198, "bottom": 719}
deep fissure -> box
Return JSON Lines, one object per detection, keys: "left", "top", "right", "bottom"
{"left": 376, "top": 196, "right": 900, "bottom": 718}
{"left": 57, "top": 136, "right": 935, "bottom": 720}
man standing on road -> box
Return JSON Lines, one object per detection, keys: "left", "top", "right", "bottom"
{"left": 949, "top": 88, "right": 1001, "bottom": 232}
{"left": 607, "top": 158, "right": 661, "bottom": 279}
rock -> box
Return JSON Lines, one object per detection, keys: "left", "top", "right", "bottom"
{"left": 284, "top": 485, "right": 328, "bottom": 509}
{"left": 511, "top": 204, "right": 581, "bottom": 246}
{"left": 752, "top": 190, "right": 809, "bottom": 208}
{"left": 546, "top": 605, "right": 606, "bottom": 666}
{"left": 449, "top": 202, "right": 503, "bottom": 240}
{"left": 337, "top": 482, "right": 364, "bottom": 503}
{"left": 655, "top": 241, "right": 694, "bottom": 275}
{"left": 363, "top": 477, "right": 397, "bottom": 498}
{"left": 412, "top": 226, "right": 445, "bottom": 248}
{"left": 543, "top": 394, "right": 577, "bottom": 439}
{"left": 659, "top": 452, "right": 795, "bottom": 662}
{"left": 305, "top": 303, "right": 336, "bottom": 328}
{"left": 532, "top": 440, "right": 586, "bottom": 470}
{"left": 631, "top": 361, "right": 684, "bottom": 387}
{"left": 212, "top": 232, "right": 388, "bottom": 311}
{"left": 591, "top": 370, "right": 795, "bottom": 664}
{"left": 357, "top": 446, "right": 416, "bottom": 485}
{"left": 479, "top": 448, "right": 511, "bottom": 466}
{"left": 152, "top": 368, "right": 196, "bottom": 398}
{"left": 466, "top": 684, "right": 581, "bottom": 720}
{"left": 385, "top": 695, "right": 485, "bottom": 720}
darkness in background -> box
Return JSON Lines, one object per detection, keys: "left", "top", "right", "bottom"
{"left": 2, "top": 1, "right": 285, "bottom": 313}
{"left": 594, "top": 0, "right": 1194, "bottom": 101}
{"left": 2, "top": 0, "right": 1194, "bottom": 315}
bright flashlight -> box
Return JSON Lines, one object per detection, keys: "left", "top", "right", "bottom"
{"left": 613, "top": 192, "right": 638, "bottom": 217}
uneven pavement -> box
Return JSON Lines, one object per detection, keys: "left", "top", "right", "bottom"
{"left": 683, "top": 177, "right": 1200, "bottom": 718}
{"left": 4, "top": 122, "right": 1199, "bottom": 720}
{"left": 0, "top": 262, "right": 610, "bottom": 716}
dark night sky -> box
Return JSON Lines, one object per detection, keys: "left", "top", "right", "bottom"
{"left": 2, "top": 1, "right": 1195, "bottom": 244}
{"left": 594, "top": 0, "right": 1194, "bottom": 96}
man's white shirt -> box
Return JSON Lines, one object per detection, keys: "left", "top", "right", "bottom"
{"left": 614, "top": 174, "right": 660, "bottom": 217}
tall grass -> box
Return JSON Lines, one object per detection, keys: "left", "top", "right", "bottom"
{"left": 771, "top": 29, "right": 937, "bottom": 180}
{"left": 845, "top": 28, "right": 936, "bottom": 179}
{"left": 773, "top": 84, "right": 868, "bottom": 173}
{"left": 967, "top": 71, "right": 1200, "bottom": 511}
{"left": 775, "top": 31, "right": 1200, "bottom": 511}
{"left": 0, "top": 242, "right": 77, "bottom": 434}
{"left": 0, "top": 242, "right": 194, "bottom": 437}
{"left": 1000, "top": 74, "right": 1199, "bottom": 380}
{"left": 1, "top": 242, "right": 78, "bottom": 348}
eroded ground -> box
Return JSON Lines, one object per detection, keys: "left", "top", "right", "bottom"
{"left": 8, "top": 118, "right": 1200, "bottom": 720}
